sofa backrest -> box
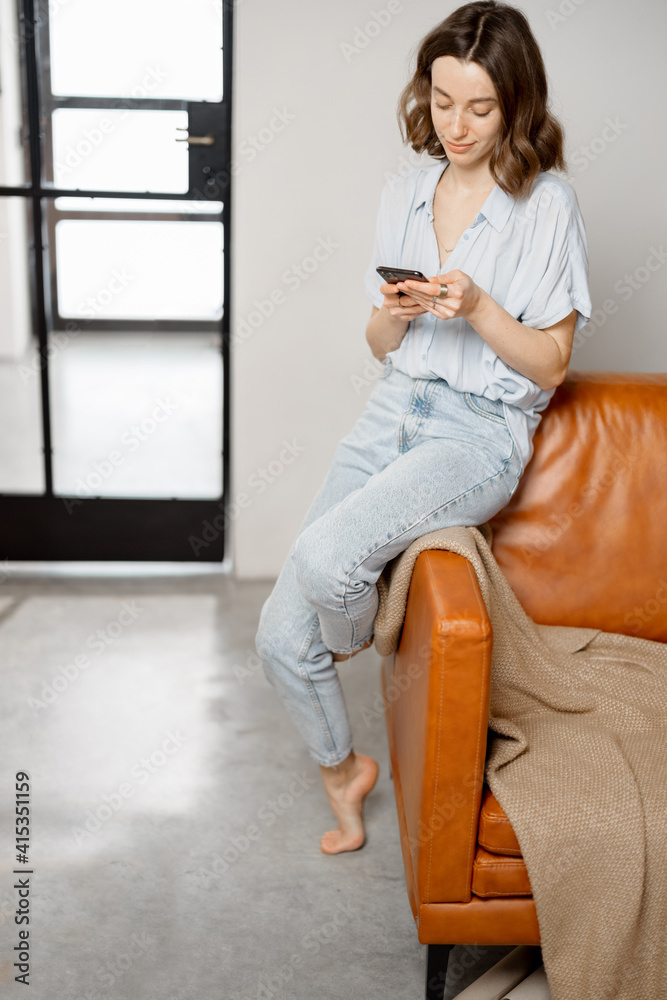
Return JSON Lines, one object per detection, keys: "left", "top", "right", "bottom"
{"left": 489, "top": 371, "right": 667, "bottom": 642}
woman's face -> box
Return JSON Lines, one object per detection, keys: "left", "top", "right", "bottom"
{"left": 429, "top": 55, "right": 504, "bottom": 168}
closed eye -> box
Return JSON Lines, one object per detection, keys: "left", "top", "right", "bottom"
{"left": 434, "top": 103, "right": 491, "bottom": 118}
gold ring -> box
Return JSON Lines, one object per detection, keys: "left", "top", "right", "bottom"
{"left": 437, "top": 283, "right": 449, "bottom": 299}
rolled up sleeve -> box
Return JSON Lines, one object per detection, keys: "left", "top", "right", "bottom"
{"left": 517, "top": 186, "right": 592, "bottom": 336}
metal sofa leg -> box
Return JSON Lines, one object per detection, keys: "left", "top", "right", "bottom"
{"left": 425, "top": 944, "right": 453, "bottom": 1000}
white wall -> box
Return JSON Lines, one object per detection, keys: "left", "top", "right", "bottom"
{"left": 230, "top": 0, "right": 667, "bottom": 580}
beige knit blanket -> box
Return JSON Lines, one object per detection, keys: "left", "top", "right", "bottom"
{"left": 374, "top": 524, "right": 667, "bottom": 1000}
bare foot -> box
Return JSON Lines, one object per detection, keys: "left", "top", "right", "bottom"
{"left": 331, "top": 638, "right": 373, "bottom": 662}
{"left": 319, "top": 751, "right": 379, "bottom": 854}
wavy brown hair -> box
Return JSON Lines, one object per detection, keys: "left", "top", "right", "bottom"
{"left": 398, "top": 1, "right": 565, "bottom": 198}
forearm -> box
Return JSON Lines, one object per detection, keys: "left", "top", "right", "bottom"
{"left": 467, "top": 289, "right": 567, "bottom": 391}
{"left": 365, "top": 306, "right": 409, "bottom": 362}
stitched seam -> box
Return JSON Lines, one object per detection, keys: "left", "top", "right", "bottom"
{"left": 408, "top": 383, "right": 427, "bottom": 445}
{"left": 295, "top": 617, "right": 338, "bottom": 756}
{"left": 479, "top": 839, "right": 523, "bottom": 856}
{"left": 464, "top": 557, "right": 489, "bottom": 894}
{"left": 475, "top": 859, "right": 527, "bottom": 870}
{"left": 341, "top": 569, "right": 355, "bottom": 649}
{"left": 464, "top": 392, "right": 507, "bottom": 425}
{"left": 472, "top": 889, "right": 533, "bottom": 897}
{"left": 481, "top": 851, "right": 524, "bottom": 859}
{"left": 296, "top": 615, "right": 319, "bottom": 663}
{"left": 338, "top": 569, "right": 376, "bottom": 651}
{"left": 485, "top": 812, "right": 512, "bottom": 823}
{"left": 421, "top": 379, "right": 437, "bottom": 427}
{"left": 426, "top": 629, "right": 446, "bottom": 902}
{"left": 398, "top": 381, "right": 420, "bottom": 453}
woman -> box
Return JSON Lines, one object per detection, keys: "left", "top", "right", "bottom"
{"left": 255, "top": 0, "right": 591, "bottom": 855}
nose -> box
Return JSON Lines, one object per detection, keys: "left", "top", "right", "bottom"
{"left": 450, "top": 109, "right": 467, "bottom": 138}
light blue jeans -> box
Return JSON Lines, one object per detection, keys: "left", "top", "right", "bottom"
{"left": 255, "top": 363, "right": 525, "bottom": 766}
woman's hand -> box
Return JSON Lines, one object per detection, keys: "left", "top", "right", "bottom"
{"left": 397, "top": 270, "right": 484, "bottom": 322}
{"left": 379, "top": 281, "right": 429, "bottom": 322}
{"left": 366, "top": 283, "right": 426, "bottom": 361}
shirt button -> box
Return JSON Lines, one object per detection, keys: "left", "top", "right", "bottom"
{"left": 464, "top": 234, "right": 469, "bottom": 240}
{"left": 421, "top": 354, "right": 426, "bottom": 360}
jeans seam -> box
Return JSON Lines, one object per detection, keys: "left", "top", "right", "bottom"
{"left": 463, "top": 391, "right": 507, "bottom": 425}
{"left": 339, "top": 567, "right": 377, "bottom": 651}
{"left": 398, "top": 380, "right": 421, "bottom": 453}
{"left": 327, "top": 631, "right": 375, "bottom": 657}
{"left": 310, "top": 741, "right": 354, "bottom": 767}
{"left": 296, "top": 617, "right": 338, "bottom": 757}
{"left": 501, "top": 400, "right": 526, "bottom": 478}
{"left": 421, "top": 379, "right": 438, "bottom": 426}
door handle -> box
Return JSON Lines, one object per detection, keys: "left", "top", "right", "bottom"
{"left": 175, "top": 128, "right": 215, "bottom": 146}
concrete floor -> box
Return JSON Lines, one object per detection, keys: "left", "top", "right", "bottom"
{"left": 0, "top": 568, "right": 513, "bottom": 999}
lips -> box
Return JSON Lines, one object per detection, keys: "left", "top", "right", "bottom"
{"left": 446, "top": 140, "right": 475, "bottom": 150}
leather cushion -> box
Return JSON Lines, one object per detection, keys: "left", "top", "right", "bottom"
{"left": 472, "top": 845, "right": 532, "bottom": 897}
{"left": 488, "top": 372, "right": 667, "bottom": 642}
{"left": 478, "top": 786, "right": 522, "bottom": 856}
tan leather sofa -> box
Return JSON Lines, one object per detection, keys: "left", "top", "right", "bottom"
{"left": 380, "top": 372, "right": 667, "bottom": 1000}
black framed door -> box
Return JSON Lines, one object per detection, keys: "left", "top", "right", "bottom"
{"left": 0, "top": 0, "right": 232, "bottom": 561}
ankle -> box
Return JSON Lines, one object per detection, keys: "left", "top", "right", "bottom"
{"left": 320, "top": 750, "right": 357, "bottom": 786}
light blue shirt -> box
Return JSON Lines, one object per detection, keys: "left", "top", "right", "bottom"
{"left": 363, "top": 158, "right": 592, "bottom": 469}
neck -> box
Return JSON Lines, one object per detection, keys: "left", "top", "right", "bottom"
{"left": 444, "top": 157, "right": 495, "bottom": 196}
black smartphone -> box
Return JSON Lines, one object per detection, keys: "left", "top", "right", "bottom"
{"left": 376, "top": 266, "right": 429, "bottom": 284}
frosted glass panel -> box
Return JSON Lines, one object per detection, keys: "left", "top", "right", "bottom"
{"left": 52, "top": 109, "right": 189, "bottom": 193}
{"left": 49, "top": 0, "right": 223, "bottom": 101}
{"left": 0, "top": 360, "right": 45, "bottom": 493}
{"left": 0, "top": 198, "right": 44, "bottom": 494}
{"left": 0, "top": 0, "right": 30, "bottom": 186}
{"left": 55, "top": 219, "right": 224, "bottom": 320}
{"left": 50, "top": 333, "right": 223, "bottom": 499}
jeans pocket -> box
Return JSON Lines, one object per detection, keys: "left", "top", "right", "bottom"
{"left": 463, "top": 391, "right": 507, "bottom": 426}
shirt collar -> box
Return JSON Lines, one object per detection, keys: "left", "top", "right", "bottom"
{"left": 415, "top": 158, "right": 515, "bottom": 233}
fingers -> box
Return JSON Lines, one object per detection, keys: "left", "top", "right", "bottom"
{"left": 399, "top": 279, "right": 459, "bottom": 297}
{"left": 399, "top": 279, "right": 461, "bottom": 309}
{"left": 389, "top": 301, "right": 425, "bottom": 319}
{"left": 398, "top": 280, "right": 437, "bottom": 297}
{"left": 380, "top": 273, "right": 467, "bottom": 321}
{"left": 380, "top": 282, "right": 408, "bottom": 314}
{"left": 434, "top": 269, "right": 462, "bottom": 282}
{"left": 381, "top": 287, "right": 426, "bottom": 319}
{"left": 380, "top": 280, "right": 461, "bottom": 320}
{"left": 382, "top": 292, "right": 404, "bottom": 314}
{"left": 398, "top": 284, "right": 458, "bottom": 320}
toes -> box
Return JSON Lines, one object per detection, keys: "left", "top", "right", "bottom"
{"left": 320, "top": 830, "right": 342, "bottom": 854}
{"left": 320, "top": 829, "right": 365, "bottom": 855}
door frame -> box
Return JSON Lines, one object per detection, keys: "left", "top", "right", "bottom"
{"left": 0, "top": 0, "right": 232, "bottom": 562}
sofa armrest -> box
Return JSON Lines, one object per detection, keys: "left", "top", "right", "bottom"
{"left": 382, "top": 548, "right": 492, "bottom": 909}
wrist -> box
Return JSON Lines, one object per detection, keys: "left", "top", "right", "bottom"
{"left": 466, "top": 285, "right": 492, "bottom": 326}
{"left": 381, "top": 304, "right": 409, "bottom": 333}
